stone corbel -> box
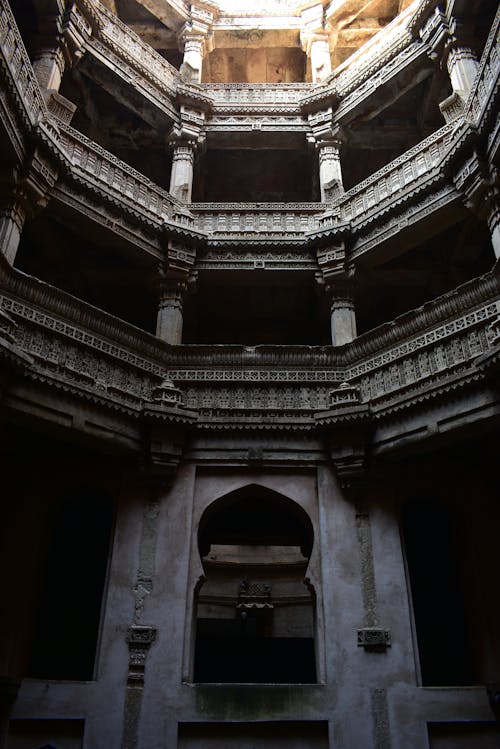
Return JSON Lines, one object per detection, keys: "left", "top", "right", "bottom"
{"left": 0, "top": 153, "right": 58, "bottom": 264}
{"left": 142, "top": 379, "right": 197, "bottom": 481}
{"left": 315, "top": 383, "right": 372, "bottom": 488}
{"left": 64, "top": 0, "right": 99, "bottom": 61}
{"left": 165, "top": 238, "right": 197, "bottom": 278}
{"left": 173, "top": 105, "right": 206, "bottom": 145}
{"left": 316, "top": 242, "right": 348, "bottom": 283}
{"left": 419, "top": 6, "right": 448, "bottom": 62}
{"left": 126, "top": 625, "right": 157, "bottom": 687}
{"left": 453, "top": 156, "right": 500, "bottom": 258}
{"left": 18, "top": 148, "right": 59, "bottom": 215}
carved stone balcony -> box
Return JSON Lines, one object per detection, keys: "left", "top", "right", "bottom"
{"left": 1, "top": 254, "right": 498, "bottom": 438}
{"left": 191, "top": 203, "right": 324, "bottom": 246}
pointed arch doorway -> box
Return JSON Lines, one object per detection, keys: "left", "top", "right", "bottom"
{"left": 193, "top": 484, "right": 317, "bottom": 683}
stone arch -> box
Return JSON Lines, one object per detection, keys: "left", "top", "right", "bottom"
{"left": 193, "top": 484, "right": 317, "bottom": 684}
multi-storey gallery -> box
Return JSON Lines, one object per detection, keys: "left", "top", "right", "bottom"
{"left": 0, "top": 0, "right": 499, "bottom": 746}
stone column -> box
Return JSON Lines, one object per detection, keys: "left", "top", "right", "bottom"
{"left": 318, "top": 138, "right": 344, "bottom": 202}
{"left": 32, "top": 46, "right": 65, "bottom": 92}
{"left": 330, "top": 285, "right": 357, "bottom": 346}
{"left": 0, "top": 200, "right": 26, "bottom": 265}
{"left": 181, "top": 36, "right": 205, "bottom": 83}
{"left": 308, "top": 33, "right": 332, "bottom": 83}
{"left": 445, "top": 43, "right": 479, "bottom": 100}
{"left": 169, "top": 143, "right": 195, "bottom": 203}
{"left": 157, "top": 281, "right": 185, "bottom": 345}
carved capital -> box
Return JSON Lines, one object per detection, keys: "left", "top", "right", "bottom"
{"left": 163, "top": 240, "right": 197, "bottom": 280}
{"left": 315, "top": 385, "right": 371, "bottom": 487}
{"left": 14, "top": 148, "right": 59, "bottom": 217}
{"left": 316, "top": 243, "right": 348, "bottom": 284}
{"left": 169, "top": 106, "right": 205, "bottom": 148}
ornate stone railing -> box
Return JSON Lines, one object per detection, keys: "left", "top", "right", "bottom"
{"left": 302, "top": 8, "right": 415, "bottom": 113}
{"left": 326, "top": 121, "right": 458, "bottom": 228}
{"left": 348, "top": 273, "right": 500, "bottom": 411}
{"left": 0, "top": 0, "right": 47, "bottom": 128}
{"left": 333, "top": 40, "right": 426, "bottom": 123}
{"left": 2, "top": 257, "right": 498, "bottom": 429}
{"left": 55, "top": 121, "right": 196, "bottom": 231}
{"left": 204, "top": 83, "right": 309, "bottom": 112}
{"left": 82, "top": 0, "right": 180, "bottom": 98}
{"left": 191, "top": 203, "right": 323, "bottom": 237}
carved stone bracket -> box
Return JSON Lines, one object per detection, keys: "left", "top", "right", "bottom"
{"left": 357, "top": 627, "right": 391, "bottom": 651}
{"left": 419, "top": 7, "right": 448, "bottom": 61}
{"left": 126, "top": 625, "right": 157, "bottom": 687}
{"left": 454, "top": 155, "right": 499, "bottom": 257}
{"left": 316, "top": 243, "right": 348, "bottom": 283}
{"left": 142, "top": 380, "right": 197, "bottom": 481}
{"left": 315, "top": 384, "right": 372, "bottom": 488}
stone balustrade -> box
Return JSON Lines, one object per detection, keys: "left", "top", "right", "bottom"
{"left": 93, "top": 1, "right": 179, "bottom": 97}
{"left": 0, "top": 0, "right": 47, "bottom": 129}
{"left": 329, "top": 121, "right": 458, "bottom": 227}
{"left": 204, "top": 83, "right": 309, "bottom": 112}
{"left": 2, "top": 255, "right": 498, "bottom": 427}
{"left": 348, "top": 276, "right": 500, "bottom": 410}
{"left": 56, "top": 122, "right": 195, "bottom": 230}
{"left": 191, "top": 203, "right": 323, "bottom": 237}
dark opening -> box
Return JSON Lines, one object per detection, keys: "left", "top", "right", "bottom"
{"left": 194, "top": 149, "right": 313, "bottom": 202}
{"left": 402, "top": 500, "right": 475, "bottom": 686}
{"left": 183, "top": 272, "right": 329, "bottom": 345}
{"left": 194, "top": 485, "right": 316, "bottom": 684}
{"left": 15, "top": 212, "right": 157, "bottom": 333}
{"left": 27, "top": 492, "right": 113, "bottom": 680}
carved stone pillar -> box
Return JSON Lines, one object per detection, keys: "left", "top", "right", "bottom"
{"left": 439, "top": 19, "right": 479, "bottom": 121}
{"left": 181, "top": 35, "right": 205, "bottom": 83}
{"left": 179, "top": 1, "right": 217, "bottom": 83}
{"left": 0, "top": 200, "right": 26, "bottom": 265}
{"left": 445, "top": 42, "right": 479, "bottom": 100}
{"left": 157, "top": 280, "right": 185, "bottom": 345}
{"left": 32, "top": 46, "right": 66, "bottom": 92}
{"left": 169, "top": 143, "right": 196, "bottom": 203}
{"left": 307, "top": 33, "right": 332, "bottom": 83}
{"left": 318, "top": 138, "right": 344, "bottom": 202}
{"left": 330, "top": 288, "right": 357, "bottom": 347}
{"left": 301, "top": 3, "right": 331, "bottom": 82}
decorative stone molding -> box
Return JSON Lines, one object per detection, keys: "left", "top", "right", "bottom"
{"left": 357, "top": 627, "right": 391, "bottom": 651}
{"left": 126, "top": 625, "right": 157, "bottom": 687}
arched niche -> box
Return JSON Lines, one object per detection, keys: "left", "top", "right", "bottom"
{"left": 193, "top": 485, "right": 317, "bottom": 684}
